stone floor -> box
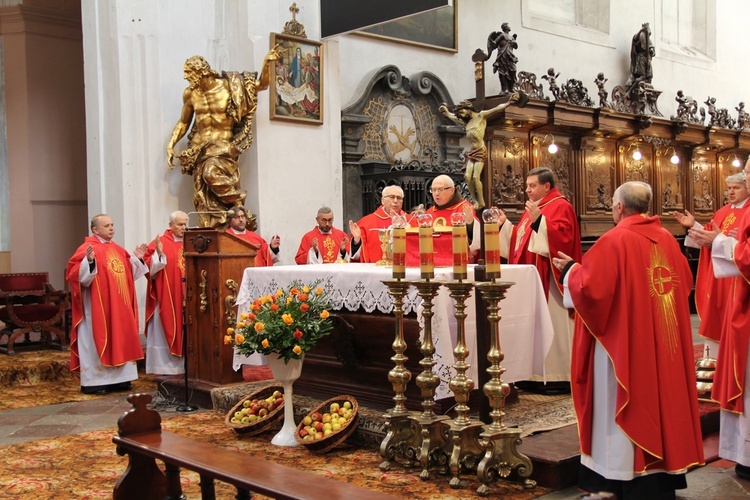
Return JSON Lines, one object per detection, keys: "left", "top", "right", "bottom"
{"left": 0, "top": 315, "right": 749, "bottom": 497}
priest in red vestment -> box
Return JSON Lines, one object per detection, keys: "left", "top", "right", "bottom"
{"left": 497, "top": 167, "right": 582, "bottom": 383}
{"left": 674, "top": 172, "right": 749, "bottom": 354}
{"left": 143, "top": 211, "right": 187, "bottom": 375}
{"left": 295, "top": 207, "right": 350, "bottom": 264}
{"left": 423, "top": 174, "right": 481, "bottom": 260}
{"left": 690, "top": 160, "right": 750, "bottom": 481}
{"left": 349, "top": 185, "right": 416, "bottom": 263}
{"left": 226, "top": 207, "right": 280, "bottom": 267}
{"left": 553, "top": 181, "right": 704, "bottom": 497}
{"left": 65, "top": 214, "right": 148, "bottom": 395}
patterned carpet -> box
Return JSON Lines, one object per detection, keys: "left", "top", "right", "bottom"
{"left": 0, "top": 409, "right": 553, "bottom": 499}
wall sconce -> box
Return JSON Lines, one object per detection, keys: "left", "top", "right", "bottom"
{"left": 719, "top": 153, "right": 743, "bottom": 168}
{"left": 656, "top": 147, "right": 680, "bottom": 164}
{"left": 533, "top": 134, "right": 558, "bottom": 154}
{"left": 619, "top": 143, "right": 642, "bottom": 161}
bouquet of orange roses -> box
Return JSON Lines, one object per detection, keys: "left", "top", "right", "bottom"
{"left": 227, "top": 280, "right": 333, "bottom": 363}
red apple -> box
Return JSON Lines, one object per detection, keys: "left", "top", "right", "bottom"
{"left": 311, "top": 411, "right": 323, "bottom": 422}
{"left": 258, "top": 408, "right": 268, "bottom": 417}
{"left": 314, "top": 421, "right": 324, "bottom": 432}
{"left": 299, "top": 428, "right": 308, "bottom": 437}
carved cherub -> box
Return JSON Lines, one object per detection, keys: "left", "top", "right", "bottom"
{"left": 594, "top": 73, "right": 608, "bottom": 107}
{"left": 541, "top": 67, "right": 561, "bottom": 100}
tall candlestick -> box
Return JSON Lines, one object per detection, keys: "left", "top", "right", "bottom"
{"left": 451, "top": 212, "right": 468, "bottom": 280}
{"left": 417, "top": 213, "right": 434, "bottom": 280}
{"left": 483, "top": 208, "right": 501, "bottom": 279}
{"left": 392, "top": 226, "right": 406, "bottom": 279}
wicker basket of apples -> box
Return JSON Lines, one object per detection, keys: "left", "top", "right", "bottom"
{"left": 225, "top": 384, "right": 285, "bottom": 436}
{"left": 294, "top": 395, "right": 359, "bottom": 453}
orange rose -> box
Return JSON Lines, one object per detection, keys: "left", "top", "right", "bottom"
{"left": 234, "top": 334, "right": 245, "bottom": 344}
{"left": 254, "top": 322, "right": 265, "bottom": 333}
{"left": 300, "top": 303, "right": 310, "bottom": 313}
{"left": 224, "top": 335, "right": 232, "bottom": 345}
{"left": 226, "top": 327, "right": 235, "bottom": 335}
{"left": 290, "top": 288, "right": 299, "bottom": 295}
{"left": 261, "top": 338, "right": 270, "bottom": 349}
{"left": 293, "top": 345, "right": 302, "bottom": 355}
{"left": 282, "top": 313, "right": 294, "bottom": 326}
{"left": 294, "top": 329, "right": 304, "bottom": 340}
{"left": 251, "top": 301, "right": 261, "bottom": 311}
{"left": 248, "top": 312, "right": 256, "bottom": 321}
{"left": 270, "top": 303, "right": 279, "bottom": 312}
{"left": 320, "top": 310, "right": 330, "bottom": 319}
{"left": 298, "top": 293, "right": 308, "bottom": 302}
{"left": 314, "top": 287, "right": 324, "bottom": 295}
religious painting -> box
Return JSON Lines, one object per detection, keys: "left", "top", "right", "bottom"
{"left": 269, "top": 33, "right": 323, "bottom": 124}
{"left": 355, "top": 0, "right": 457, "bottom": 53}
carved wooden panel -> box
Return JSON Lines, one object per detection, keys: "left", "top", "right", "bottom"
{"left": 691, "top": 156, "right": 716, "bottom": 219}
{"left": 654, "top": 153, "right": 684, "bottom": 216}
{"left": 536, "top": 138, "right": 575, "bottom": 208}
{"left": 488, "top": 136, "right": 528, "bottom": 216}
{"left": 582, "top": 142, "right": 616, "bottom": 217}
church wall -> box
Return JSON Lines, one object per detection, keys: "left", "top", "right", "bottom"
{"left": 0, "top": 1, "right": 86, "bottom": 287}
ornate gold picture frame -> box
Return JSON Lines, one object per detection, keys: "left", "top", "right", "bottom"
{"left": 270, "top": 33, "right": 323, "bottom": 125}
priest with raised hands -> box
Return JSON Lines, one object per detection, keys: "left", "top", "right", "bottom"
{"left": 673, "top": 172, "right": 749, "bottom": 354}
{"left": 295, "top": 206, "right": 350, "bottom": 264}
{"left": 689, "top": 159, "right": 750, "bottom": 482}
{"left": 348, "top": 185, "right": 415, "bottom": 263}
{"left": 65, "top": 214, "right": 149, "bottom": 395}
{"left": 143, "top": 210, "right": 187, "bottom": 375}
{"left": 496, "top": 166, "right": 581, "bottom": 384}
{"left": 552, "top": 181, "right": 704, "bottom": 498}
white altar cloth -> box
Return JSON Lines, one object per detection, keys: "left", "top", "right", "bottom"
{"left": 234, "top": 263, "right": 556, "bottom": 400}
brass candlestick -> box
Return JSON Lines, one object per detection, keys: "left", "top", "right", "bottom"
{"left": 443, "top": 280, "right": 484, "bottom": 489}
{"left": 410, "top": 279, "right": 451, "bottom": 480}
{"left": 475, "top": 280, "right": 535, "bottom": 495}
{"left": 379, "top": 278, "right": 419, "bottom": 471}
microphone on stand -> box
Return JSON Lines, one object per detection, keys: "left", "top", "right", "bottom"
{"left": 187, "top": 209, "right": 236, "bottom": 229}
{"left": 176, "top": 276, "right": 198, "bottom": 413}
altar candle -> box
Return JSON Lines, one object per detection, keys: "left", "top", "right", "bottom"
{"left": 392, "top": 226, "right": 406, "bottom": 279}
{"left": 419, "top": 225, "right": 434, "bottom": 279}
{"left": 452, "top": 223, "right": 468, "bottom": 280}
{"left": 484, "top": 221, "right": 501, "bottom": 278}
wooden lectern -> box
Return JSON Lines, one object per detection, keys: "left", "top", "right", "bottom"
{"left": 183, "top": 228, "right": 257, "bottom": 390}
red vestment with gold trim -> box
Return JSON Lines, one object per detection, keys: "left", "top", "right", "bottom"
{"left": 712, "top": 210, "right": 750, "bottom": 413}
{"left": 568, "top": 214, "right": 704, "bottom": 473}
{"left": 144, "top": 230, "right": 184, "bottom": 357}
{"left": 694, "top": 203, "right": 750, "bottom": 341}
{"left": 356, "top": 207, "right": 414, "bottom": 263}
{"left": 227, "top": 228, "right": 274, "bottom": 267}
{"left": 65, "top": 236, "right": 143, "bottom": 371}
{"left": 295, "top": 227, "right": 348, "bottom": 264}
{"left": 509, "top": 187, "right": 581, "bottom": 298}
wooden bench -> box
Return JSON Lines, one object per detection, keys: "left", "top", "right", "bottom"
{"left": 113, "top": 393, "right": 397, "bottom": 500}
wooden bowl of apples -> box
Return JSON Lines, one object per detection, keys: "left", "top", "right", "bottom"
{"left": 294, "top": 395, "right": 359, "bottom": 453}
{"left": 225, "top": 384, "right": 285, "bottom": 436}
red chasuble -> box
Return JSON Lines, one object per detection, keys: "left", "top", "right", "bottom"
{"left": 226, "top": 229, "right": 274, "bottom": 267}
{"left": 143, "top": 230, "right": 184, "bottom": 357}
{"left": 694, "top": 203, "right": 749, "bottom": 341}
{"left": 712, "top": 210, "right": 750, "bottom": 413}
{"left": 355, "top": 207, "right": 414, "bottom": 263}
{"left": 424, "top": 198, "right": 479, "bottom": 264}
{"left": 568, "top": 214, "right": 703, "bottom": 473}
{"left": 295, "top": 227, "right": 349, "bottom": 264}
{"left": 509, "top": 187, "right": 581, "bottom": 299}
{"left": 65, "top": 236, "right": 144, "bottom": 371}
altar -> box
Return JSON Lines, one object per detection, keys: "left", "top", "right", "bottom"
{"left": 235, "top": 263, "right": 556, "bottom": 408}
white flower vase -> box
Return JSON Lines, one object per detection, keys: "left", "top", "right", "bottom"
{"left": 266, "top": 354, "right": 304, "bottom": 447}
